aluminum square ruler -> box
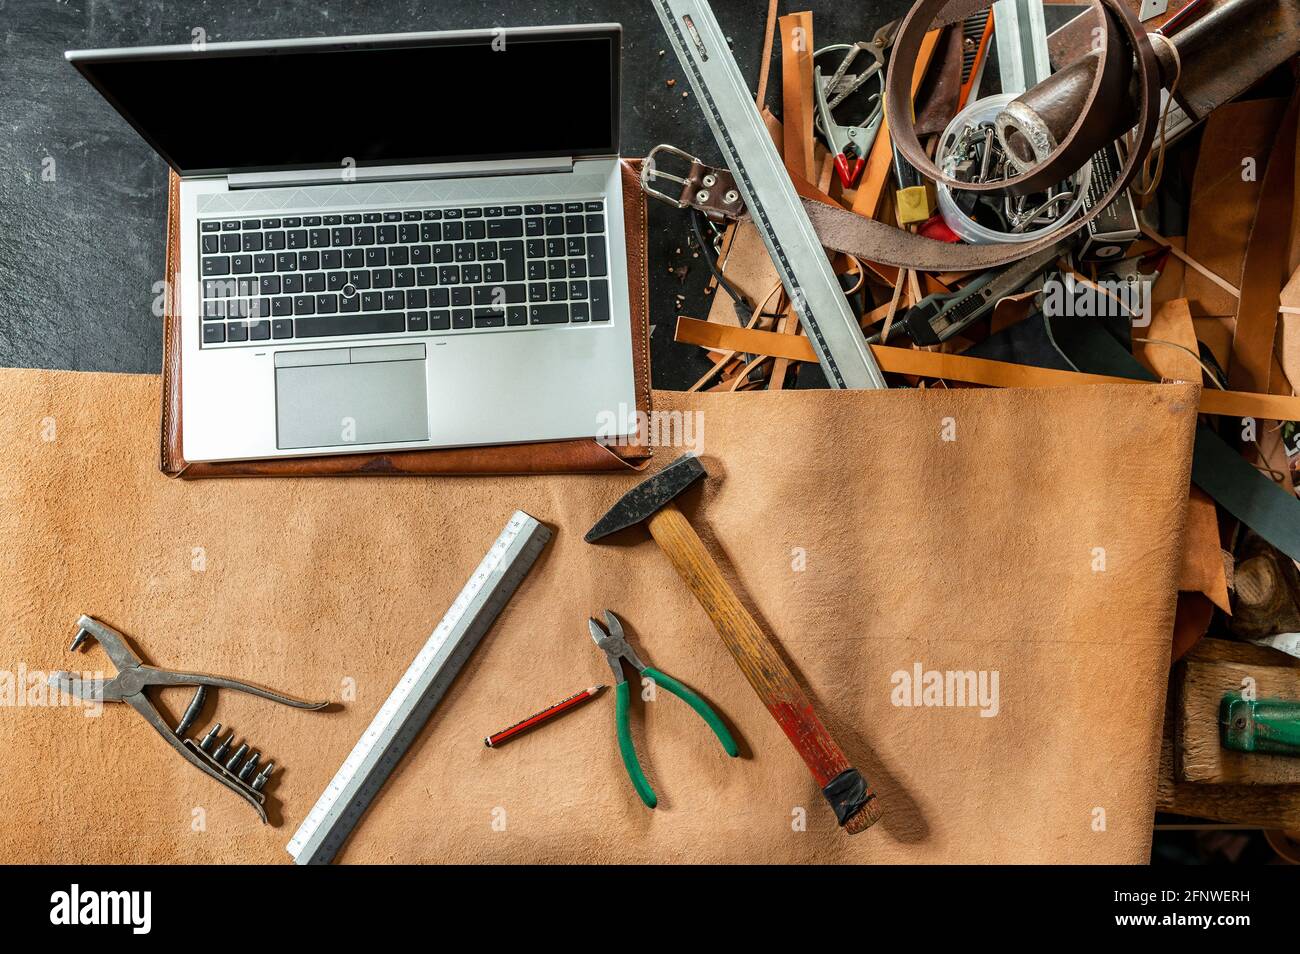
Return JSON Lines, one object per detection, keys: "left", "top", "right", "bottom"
{"left": 286, "top": 510, "right": 551, "bottom": 864}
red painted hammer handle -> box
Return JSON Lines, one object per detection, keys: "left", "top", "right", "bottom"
{"left": 647, "top": 503, "right": 881, "bottom": 833}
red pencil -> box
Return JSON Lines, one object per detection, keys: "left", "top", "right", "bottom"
{"left": 484, "top": 685, "right": 605, "bottom": 748}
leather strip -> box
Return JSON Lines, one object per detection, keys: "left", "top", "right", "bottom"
{"left": 162, "top": 161, "right": 654, "bottom": 478}
{"left": 673, "top": 315, "right": 1300, "bottom": 419}
{"left": 1228, "top": 92, "right": 1300, "bottom": 392}
{"left": 779, "top": 12, "right": 816, "bottom": 183}
{"left": 809, "top": 0, "right": 1159, "bottom": 271}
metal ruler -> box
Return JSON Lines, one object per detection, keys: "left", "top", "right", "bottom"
{"left": 286, "top": 511, "right": 552, "bottom": 865}
{"left": 993, "top": 0, "right": 1051, "bottom": 95}
{"left": 650, "top": 0, "right": 888, "bottom": 390}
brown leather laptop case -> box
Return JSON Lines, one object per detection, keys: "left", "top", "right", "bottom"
{"left": 160, "top": 160, "right": 653, "bottom": 477}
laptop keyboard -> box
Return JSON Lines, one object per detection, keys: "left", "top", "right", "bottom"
{"left": 197, "top": 202, "right": 610, "bottom": 346}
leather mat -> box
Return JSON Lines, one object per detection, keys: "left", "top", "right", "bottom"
{"left": 0, "top": 369, "right": 1197, "bottom": 863}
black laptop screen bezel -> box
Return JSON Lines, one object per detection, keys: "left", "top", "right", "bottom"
{"left": 68, "top": 25, "right": 622, "bottom": 178}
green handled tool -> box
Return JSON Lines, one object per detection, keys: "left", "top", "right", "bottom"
{"left": 1220, "top": 692, "right": 1300, "bottom": 756}
{"left": 589, "top": 610, "right": 738, "bottom": 808}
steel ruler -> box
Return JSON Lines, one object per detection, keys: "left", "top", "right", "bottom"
{"left": 650, "top": 0, "right": 888, "bottom": 390}
{"left": 286, "top": 510, "right": 552, "bottom": 864}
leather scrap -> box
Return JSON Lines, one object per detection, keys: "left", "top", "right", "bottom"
{"left": 779, "top": 12, "right": 816, "bottom": 184}
{"left": 1228, "top": 93, "right": 1300, "bottom": 393}
{"left": 0, "top": 367, "right": 1198, "bottom": 863}
{"left": 673, "top": 315, "right": 1300, "bottom": 420}
{"left": 1183, "top": 98, "right": 1287, "bottom": 318}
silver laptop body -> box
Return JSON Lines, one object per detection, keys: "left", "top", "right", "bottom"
{"left": 68, "top": 25, "right": 638, "bottom": 462}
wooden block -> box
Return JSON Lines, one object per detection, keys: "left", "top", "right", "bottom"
{"left": 1158, "top": 639, "right": 1300, "bottom": 827}
{"left": 1175, "top": 644, "right": 1300, "bottom": 784}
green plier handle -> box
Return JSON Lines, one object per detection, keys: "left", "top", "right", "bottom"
{"left": 616, "top": 666, "right": 739, "bottom": 809}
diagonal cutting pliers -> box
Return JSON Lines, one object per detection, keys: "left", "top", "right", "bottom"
{"left": 589, "top": 610, "right": 738, "bottom": 809}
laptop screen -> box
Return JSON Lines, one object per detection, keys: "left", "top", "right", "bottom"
{"left": 69, "top": 27, "right": 621, "bottom": 177}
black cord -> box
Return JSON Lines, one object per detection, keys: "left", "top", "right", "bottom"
{"left": 689, "top": 209, "right": 791, "bottom": 324}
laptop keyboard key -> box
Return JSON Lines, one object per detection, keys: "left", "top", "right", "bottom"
{"left": 295, "top": 313, "right": 405, "bottom": 338}
{"left": 590, "top": 279, "right": 610, "bottom": 321}
{"left": 249, "top": 320, "right": 272, "bottom": 341}
{"left": 202, "top": 323, "right": 226, "bottom": 343}
{"left": 487, "top": 219, "right": 523, "bottom": 239}
{"left": 530, "top": 304, "right": 569, "bottom": 324}
{"left": 587, "top": 240, "right": 607, "bottom": 277}
{"left": 501, "top": 241, "right": 524, "bottom": 281}
{"left": 271, "top": 319, "right": 293, "bottom": 339}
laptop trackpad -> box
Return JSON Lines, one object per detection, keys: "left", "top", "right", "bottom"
{"left": 274, "top": 344, "right": 429, "bottom": 449}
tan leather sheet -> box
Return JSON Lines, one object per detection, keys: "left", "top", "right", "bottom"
{"left": 0, "top": 369, "right": 1197, "bottom": 863}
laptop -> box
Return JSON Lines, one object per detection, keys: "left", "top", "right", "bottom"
{"left": 67, "top": 25, "right": 638, "bottom": 462}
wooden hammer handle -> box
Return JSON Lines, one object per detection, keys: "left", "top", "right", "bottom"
{"left": 647, "top": 502, "right": 881, "bottom": 833}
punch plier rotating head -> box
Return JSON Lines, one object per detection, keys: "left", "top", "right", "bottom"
{"left": 48, "top": 615, "right": 329, "bottom": 823}
{"left": 589, "top": 610, "right": 738, "bottom": 809}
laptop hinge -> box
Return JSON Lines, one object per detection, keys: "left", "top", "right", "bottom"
{"left": 228, "top": 157, "right": 574, "bottom": 190}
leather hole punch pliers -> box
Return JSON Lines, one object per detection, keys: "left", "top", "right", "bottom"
{"left": 48, "top": 615, "right": 329, "bottom": 823}
{"left": 589, "top": 610, "right": 738, "bottom": 809}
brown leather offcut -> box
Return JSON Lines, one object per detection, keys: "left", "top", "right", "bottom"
{"left": 2, "top": 370, "right": 1197, "bottom": 863}
{"left": 160, "top": 160, "right": 654, "bottom": 478}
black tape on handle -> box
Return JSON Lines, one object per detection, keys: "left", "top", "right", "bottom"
{"left": 823, "top": 768, "right": 873, "bottom": 826}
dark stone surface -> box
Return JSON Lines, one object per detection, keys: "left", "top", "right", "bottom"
{"left": 0, "top": 0, "right": 907, "bottom": 388}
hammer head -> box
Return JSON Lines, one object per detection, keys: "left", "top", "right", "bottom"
{"left": 584, "top": 454, "right": 707, "bottom": 543}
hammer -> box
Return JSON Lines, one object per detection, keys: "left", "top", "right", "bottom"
{"left": 585, "top": 454, "right": 881, "bottom": 833}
